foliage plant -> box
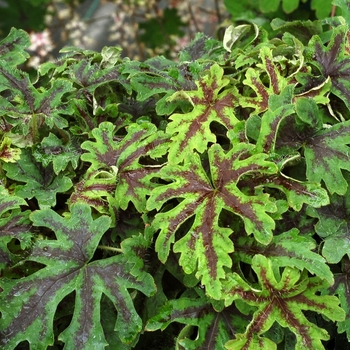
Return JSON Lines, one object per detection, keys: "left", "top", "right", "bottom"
{"left": 2, "top": 1, "right": 350, "bottom": 349}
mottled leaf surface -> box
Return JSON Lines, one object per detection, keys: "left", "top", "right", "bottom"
{"left": 0, "top": 203, "right": 155, "bottom": 349}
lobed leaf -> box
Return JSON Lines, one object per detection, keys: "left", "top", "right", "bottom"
{"left": 0, "top": 203, "right": 155, "bottom": 348}
{"left": 235, "top": 228, "right": 334, "bottom": 284}
{"left": 166, "top": 63, "right": 240, "bottom": 163}
{"left": 0, "top": 186, "right": 31, "bottom": 270}
{"left": 307, "top": 25, "right": 350, "bottom": 109}
{"left": 241, "top": 47, "right": 295, "bottom": 115}
{"left": 148, "top": 143, "right": 278, "bottom": 297}
{"left": 81, "top": 121, "right": 169, "bottom": 212}
{"left": 222, "top": 255, "right": 345, "bottom": 350}
{"left": 146, "top": 296, "right": 244, "bottom": 350}
{"left": 307, "top": 188, "right": 350, "bottom": 264}
{"left": 0, "top": 28, "right": 30, "bottom": 66}
{"left": 3, "top": 148, "right": 73, "bottom": 209}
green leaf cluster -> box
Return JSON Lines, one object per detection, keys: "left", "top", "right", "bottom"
{"left": 2, "top": 2, "right": 350, "bottom": 347}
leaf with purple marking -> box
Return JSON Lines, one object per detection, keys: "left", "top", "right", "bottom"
{"left": 234, "top": 228, "right": 334, "bottom": 284}
{"left": 0, "top": 63, "right": 74, "bottom": 132}
{"left": 0, "top": 28, "right": 30, "bottom": 66}
{"left": 0, "top": 186, "right": 32, "bottom": 270}
{"left": 147, "top": 143, "right": 278, "bottom": 298}
{"left": 0, "top": 203, "right": 155, "bottom": 349}
{"left": 222, "top": 255, "right": 345, "bottom": 350}
{"left": 146, "top": 294, "right": 247, "bottom": 350}
{"left": 166, "top": 63, "right": 240, "bottom": 163}
{"left": 81, "top": 121, "right": 169, "bottom": 212}
{"left": 276, "top": 97, "right": 350, "bottom": 195}
{"left": 240, "top": 47, "right": 294, "bottom": 115}
{"left": 307, "top": 25, "right": 350, "bottom": 109}
{"left": 2, "top": 148, "right": 73, "bottom": 209}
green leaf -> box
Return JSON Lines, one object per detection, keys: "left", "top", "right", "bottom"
{"left": 307, "top": 188, "right": 350, "bottom": 263}
{"left": 166, "top": 63, "right": 240, "bottom": 163}
{"left": 283, "top": 0, "right": 300, "bottom": 13}
{"left": 222, "top": 255, "right": 345, "bottom": 350}
{"left": 81, "top": 121, "right": 169, "bottom": 212}
{"left": 146, "top": 295, "right": 244, "bottom": 350}
{"left": 307, "top": 25, "right": 350, "bottom": 109}
{"left": 259, "top": 0, "right": 280, "bottom": 12}
{"left": 0, "top": 186, "right": 31, "bottom": 270}
{"left": 223, "top": 24, "right": 252, "bottom": 52}
{"left": 0, "top": 203, "right": 155, "bottom": 348}
{"left": 241, "top": 48, "right": 294, "bottom": 115}
{"left": 147, "top": 143, "right": 278, "bottom": 297}
{"left": 0, "top": 63, "right": 74, "bottom": 132}
{"left": 0, "top": 28, "right": 30, "bottom": 66}
{"left": 0, "top": 137, "right": 21, "bottom": 163}
{"left": 328, "top": 258, "right": 350, "bottom": 340}
{"left": 32, "top": 132, "right": 81, "bottom": 174}
{"left": 277, "top": 98, "right": 350, "bottom": 195}
{"left": 69, "top": 169, "right": 119, "bottom": 226}
{"left": 235, "top": 228, "right": 334, "bottom": 284}
{"left": 333, "top": 0, "right": 350, "bottom": 24}
{"left": 100, "top": 46, "right": 122, "bottom": 69}
{"left": 67, "top": 59, "right": 122, "bottom": 94}
{"left": 126, "top": 56, "right": 196, "bottom": 103}
{"left": 255, "top": 85, "right": 295, "bottom": 153}
{"left": 3, "top": 148, "right": 73, "bottom": 208}
{"left": 304, "top": 120, "right": 350, "bottom": 195}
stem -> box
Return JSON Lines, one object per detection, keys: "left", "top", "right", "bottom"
{"left": 97, "top": 245, "right": 123, "bottom": 253}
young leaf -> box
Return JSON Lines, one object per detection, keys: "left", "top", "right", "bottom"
{"left": 32, "top": 132, "right": 81, "bottom": 174}
{"left": 0, "top": 203, "right": 155, "bottom": 348}
{"left": 147, "top": 143, "right": 278, "bottom": 297}
{"left": 241, "top": 47, "right": 294, "bottom": 115}
{"left": 166, "top": 63, "right": 240, "bottom": 163}
{"left": 222, "top": 255, "right": 345, "bottom": 350}
{"left": 3, "top": 148, "right": 73, "bottom": 209}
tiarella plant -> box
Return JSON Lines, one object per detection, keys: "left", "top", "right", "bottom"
{"left": 1, "top": 1, "right": 350, "bottom": 349}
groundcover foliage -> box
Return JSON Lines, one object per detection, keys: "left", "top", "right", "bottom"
{"left": 2, "top": 2, "right": 350, "bottom": 349}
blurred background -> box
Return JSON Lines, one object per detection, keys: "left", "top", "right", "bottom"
{"left": 0, "top": 0, "right": 334, "bottom": 67}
